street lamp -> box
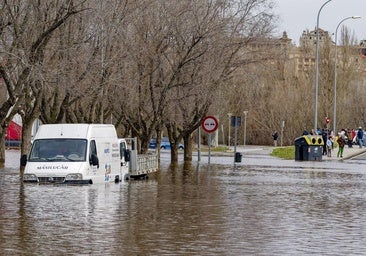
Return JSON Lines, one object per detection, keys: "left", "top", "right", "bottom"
{"left": 314, "top": 0, "right": 333, "bottom": 133}
{"left": 243, "top": 111, "right": 248, "bottom": 146}
{"left": 227, "top": 113, "right": 232, "bottom": 146}
{"left": 333, "top": 16, "right": 361, "bottom": 134}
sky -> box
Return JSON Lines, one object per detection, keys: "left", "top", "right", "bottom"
{"left": 274, "top": 0, "right": 366, "bottom": 45}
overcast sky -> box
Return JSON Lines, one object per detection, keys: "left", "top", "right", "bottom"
{"left": 274, "top": 0, "right": 365, "bottom": 45}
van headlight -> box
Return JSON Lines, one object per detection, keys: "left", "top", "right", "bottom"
{"left": 65, "top": 173, "right": 83, "bottom": 181}
{"left": 23, "top": 174, "right": 38, "bottom": 182}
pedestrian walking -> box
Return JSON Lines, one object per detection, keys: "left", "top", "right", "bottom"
{"left": 322, "top": 129, "right": 327, "bottom": 155}
{"left": 357, "top": 127, "right": 364, "bottom": 148}
{"left": 352, "top": 129, "right": 356, "bottom": 143}
{"left": 347, "top": 129, "right": 353, "bottom": 148}
{"left": 326, "top": 135, "right": 333, "bottom": 157}
{"left": 337, "top": 132, "right": 346, "bottom": 158}
{"left": 272, "top": 131, "right": 278, "bottom": 147}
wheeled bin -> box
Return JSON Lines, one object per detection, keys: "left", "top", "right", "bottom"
{"left": 294, "top": 135, "right": 323, "bottom": 161}
{"left": 235, "top": 152, "right": 242, "bottom": 163}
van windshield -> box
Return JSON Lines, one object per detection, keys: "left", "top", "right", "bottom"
{"left": 29, "top": 139, "right": 87, "bottom": 162}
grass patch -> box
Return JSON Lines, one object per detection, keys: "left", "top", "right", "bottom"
{"left": 270, "top": 146, "right": 295, "bottom": 160}
{"left": 195, "top": 145, "right": 230, "bottom": 152}
{"left": 210, "top": 146, "right": 230, "bottom": 152}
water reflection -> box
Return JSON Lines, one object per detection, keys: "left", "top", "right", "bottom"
{"left": 2, "top": 150, "right": 366, "bottom": 255}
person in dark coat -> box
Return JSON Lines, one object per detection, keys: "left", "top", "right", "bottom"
{"left": 357, "top": 127, "right": 364, "bottom": 148}
{"left": 272, "top": 131, "right": 279, "bottom": 147}
{"left": 322, "top": 129, "right": 328, "bottom": 155}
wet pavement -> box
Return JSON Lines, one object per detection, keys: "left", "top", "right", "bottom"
{"left": 207, "top": 144, "right": 366, "bottom": 161}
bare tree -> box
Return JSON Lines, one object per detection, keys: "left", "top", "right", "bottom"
{"left": 111, "top": 0, "right": 277, "bottom": 168}
{"left": 0, "top": 0, "right": 86, "bottom": 166}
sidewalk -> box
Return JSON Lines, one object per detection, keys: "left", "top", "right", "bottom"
{"left": 224, "top": 145, "right": 366, "bottom": 160}
{"left": 323, "top": 146, "right": 366, "bottom": 160}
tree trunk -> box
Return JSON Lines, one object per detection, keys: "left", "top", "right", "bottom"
{"left": 183, "top": 161, "right": 193, "bottom": 171}
{"left": 165, "top": 121, "right": 180, "bottom": 168}
{"left": 170, "top": 145, "right": 179, "bottom": 167}
{"left": 183, "top": 134, "right": 193, "bottom": 162}
{"left": 140, "top": 137, "right": 150, "bottom": 154}
{"left": 21, "top": 119, "right": 34, "bottom": 156}
{"left": 0, "top": 127, "right": 5, "bottom": 168}
{"left": 155, "top": 129, "right": 162, "bottom": 167}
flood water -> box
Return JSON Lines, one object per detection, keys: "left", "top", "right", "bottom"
{"left": 2, "top": 150, "right": 366, "bottom": 255}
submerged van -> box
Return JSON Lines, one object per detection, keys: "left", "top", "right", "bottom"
{"left": 21, "top": 124, "right": 129, "bottom": 184}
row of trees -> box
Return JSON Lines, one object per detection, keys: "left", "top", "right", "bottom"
{"left": 215, "top": 28, "right": 365, "bottom": 147}
{"left": 0, "top": 0, "right": 277, "bottom": 167}
{"left": 2, "top": 1, "right": 364, "bottom": 169}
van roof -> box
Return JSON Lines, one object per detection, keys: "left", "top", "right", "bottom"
{"left": 34, "top": 124, "right": 117, "bottom": 139}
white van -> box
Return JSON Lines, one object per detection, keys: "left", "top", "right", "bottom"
{"left": 21, "top": 124, "right": 129, "bottom": 184}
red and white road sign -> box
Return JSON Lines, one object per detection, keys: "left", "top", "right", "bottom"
{"left": 201, "top": 116, "right": 219, "bottom": 133}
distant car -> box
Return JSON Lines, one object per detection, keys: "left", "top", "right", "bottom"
{"left": 149, "top": 139, "right": 157, "bottom": 149}
{"left": 149, "top": 137, "right": 184, "bottom": 150}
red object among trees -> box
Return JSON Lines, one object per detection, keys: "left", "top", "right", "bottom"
{"left": 6, "top": 121, "right": 22, "bottom": 140}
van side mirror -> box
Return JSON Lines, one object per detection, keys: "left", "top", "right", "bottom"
{"left": 124, "top": 149, "right": 130, "bottom": 162}
{"left": 20, "top": 155, "right": 27, "bottom": 167}
{"left": 90, "top": 154, "right": 99, "bottom": 167}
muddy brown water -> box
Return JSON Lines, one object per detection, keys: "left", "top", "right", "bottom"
{"left": 2, "top": 150, "right": 366, "bottom": 255}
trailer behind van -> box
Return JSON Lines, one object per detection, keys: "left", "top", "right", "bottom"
{"left": 21, "top": 124, "right": 129, "bottom": 184}
{"left": 122, "top": 137, "right": 158, "bottom": 180}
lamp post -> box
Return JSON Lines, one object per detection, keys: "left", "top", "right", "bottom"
{"left": 227, "top": 113, "right": 232, "bottom": 146}
{"left": 314, "top": 0, "right": 333, "bottom": 133}
{"left": 243, "top": 111, "right": 248, "bottom": 146}
{"left": 333, "top": 16, "right": 361, "bottom": 134}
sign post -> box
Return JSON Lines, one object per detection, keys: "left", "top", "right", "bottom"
{"left": 325, "top": 117, "right": 330, "bottom": 133}
{"left": 281, "top": 120, "right": 285, "bottom": 147}
{"left": 201, "top": 116, "right": 219, "bottom": 164}
{"left": 231, "top": 116, "right": 242, "bottom": 164}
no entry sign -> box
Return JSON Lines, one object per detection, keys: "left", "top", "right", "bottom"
{"left": 201, "top": 116, "right": 219, "bottom": 133}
